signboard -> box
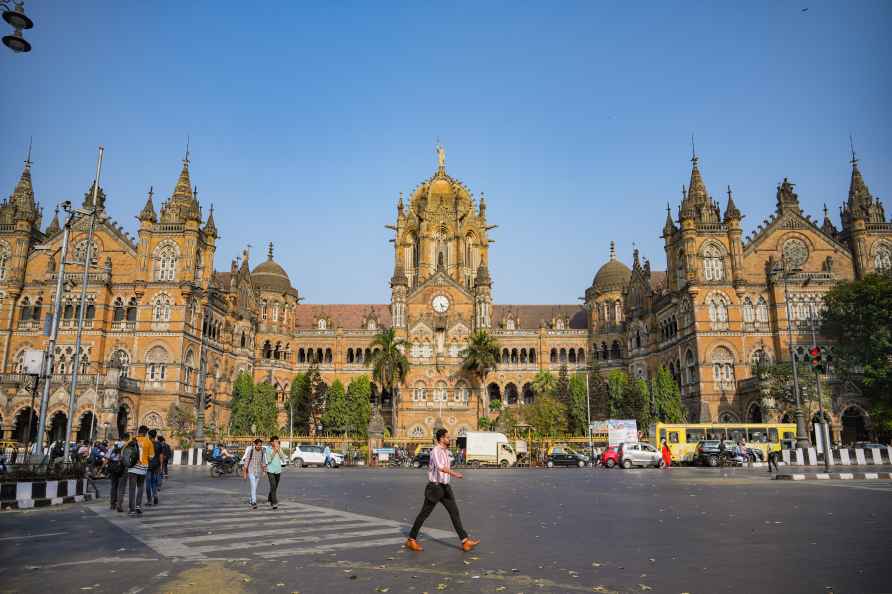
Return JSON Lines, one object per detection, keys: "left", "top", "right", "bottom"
{"left": 607, "top": 419, "right": 638, "bottom": 447}
{"left": 373, "top": 448, "right": 395, "bottom": 455}
{"left": 589, "top": 421, "right": 608, "bottom": 434}
{"left": 813, "top": 422, "right": 831, "bottom": 454}
{"left": 22, "top": 349, "right": 44, "bottom": 375}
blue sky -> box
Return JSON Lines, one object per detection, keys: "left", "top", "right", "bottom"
{"left": 1, "top": 1, "right": 890, "bottom": 304}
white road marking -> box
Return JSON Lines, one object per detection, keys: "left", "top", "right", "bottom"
{"left": 0, "top": 531, "right": 65, "bottom": 541}
{"left": 92, "top": 500, "right": 453, "bottom": 561}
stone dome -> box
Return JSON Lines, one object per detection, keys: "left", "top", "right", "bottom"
{"left": 251, "top": 243, "right": 298, "bottom": 297}
{"left": 591, "top": 241, "right": 631, "bottom": 292}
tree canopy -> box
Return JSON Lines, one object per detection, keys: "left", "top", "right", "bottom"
{"left": 652, "top": 366, "right": 686, "bottom": 423}
{"left": 460, "top": 330, "right": 501, "bottom": 425}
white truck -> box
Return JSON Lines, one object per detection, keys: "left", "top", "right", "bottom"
{"left": 462, "top": 431, "right": 518, "bottom": 467}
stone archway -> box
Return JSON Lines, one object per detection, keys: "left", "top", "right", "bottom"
{"left": 49, "top": 411, "right": 67, "bottom": 443}
{"left": 747, "top": 402, "right": 763, "bottom": 423}
{"left": 841, "top": 406, "right": 869, "bottom": 445}
{"left": 12, "top": 407, "right": 38, "bottom": 444}
{"left": 77, "top": 411, "right": 96, "bottom": 442}
{"left": 116, "top": 404, "right": 130, "bottom": 439}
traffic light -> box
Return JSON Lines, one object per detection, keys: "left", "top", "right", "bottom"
{"left": 807, "top": 346, "right": 824, "bottom": 373}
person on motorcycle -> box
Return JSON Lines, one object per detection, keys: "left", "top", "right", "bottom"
{"left": 211, "top": 443, "right": 222, "bottom": 461}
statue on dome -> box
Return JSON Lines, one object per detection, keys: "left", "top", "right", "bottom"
{"left": 436, "top": 142, "right": 446, "bottom": 169}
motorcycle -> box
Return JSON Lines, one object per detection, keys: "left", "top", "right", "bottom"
{"left": 209, "top": 457, "right": 239, "bottom": 477}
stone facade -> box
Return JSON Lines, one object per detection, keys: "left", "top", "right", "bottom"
{"left": 0, "top": 145, "right": 888, "bottom": 442}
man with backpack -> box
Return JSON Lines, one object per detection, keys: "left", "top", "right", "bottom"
{"left": 106, "top": 436, "right": 127, "bottom": 512}
{"left": 158, "top": 436, "right": 171, "bottom": 480}
{"left": 241, "top": 438, "right": 267, "bottom": 509}
{"left": 126, "top": 426, "right": 154, "bottom": 516}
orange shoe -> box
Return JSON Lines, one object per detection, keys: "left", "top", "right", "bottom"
{"left": 405, "top": 538, "right": 423, "bottom": 552}
{"left": 461, "top": 537, "right": 480, "bottom": 552}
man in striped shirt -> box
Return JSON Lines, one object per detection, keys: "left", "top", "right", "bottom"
{"left": 406, "top": 428, "right": 480, "bottom": 552}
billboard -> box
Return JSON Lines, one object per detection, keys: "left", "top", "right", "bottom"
{"left": 606, "top": 419, "right": 638, "bottom": 447}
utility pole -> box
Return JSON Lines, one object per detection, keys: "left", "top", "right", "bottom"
{"left": 808, "top": 311, "right": 831, "bottom": 471}
{"left": 775, "top": 261, "right": 810, "bottom": 448}
{"left": 584, "top": 365, "right": 594, "bottom": 468}
{"left": 194, "top": 288, "right": 212, "bottom": 448}
{"left": 63, "top": 146, "right": 102, "bottom": 462}
{"left": 33, "top": 209, "right": 72, "bottom": 455}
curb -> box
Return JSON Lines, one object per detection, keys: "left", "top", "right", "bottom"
{"left": 1, "top": 492, "right": 96, "bottom": 510}
{"left": 775, "top": 472, "right": 892, "bottom": 481}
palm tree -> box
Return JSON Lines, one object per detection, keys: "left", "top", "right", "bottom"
{"left": 460, "top": 330, "right": 501, "bottom": 428}
{"left": 531, "top": 370, "right": 557, "bottom": 399}
{"left": 366, "top": 327, "right": 410, "bottom": 433}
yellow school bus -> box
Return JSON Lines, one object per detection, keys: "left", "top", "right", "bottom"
{"left": 650, "top": 423, "right": 797, "bottom": 464}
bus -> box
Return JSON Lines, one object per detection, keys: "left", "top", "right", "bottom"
{"left": 650, "top": 422, "right": 797, "bottom": 464}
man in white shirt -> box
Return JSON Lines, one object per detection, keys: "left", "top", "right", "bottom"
{"left": 406, "top": 428, "right": 479, "bottom": 552}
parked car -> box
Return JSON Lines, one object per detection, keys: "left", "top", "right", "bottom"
{"left": 618, "top": 442, "right": 663, "bottom": 469}
{"left": 290, "top": 445, "right": 343, "bottom": 468}
{"left": 693, "top": 440, "right": 752, "bottom": 467}
{"left": 545, "top": 450, "right": 589, "bottom": 468}
{"left": 599, "top": 446, "right": 620, "bottom": 468}
{"left": 412, "top": 448, "right": 454, "bottom": 468}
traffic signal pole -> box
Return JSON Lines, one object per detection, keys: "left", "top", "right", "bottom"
{"left": 808, "top": 313, "right": 830, "bottom": 472}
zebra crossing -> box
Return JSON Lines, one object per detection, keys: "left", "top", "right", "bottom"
{"left": 91, "top": 499, "right": 454, "bottom": 562}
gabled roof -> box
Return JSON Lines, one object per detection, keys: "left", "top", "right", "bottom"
{"left": 293, "top": 304, "right": 392, "bottom": 330}
{"left": 492, "top": 304, "right": 587, "bottom": 330}
{"left": 742, "top": 206, "right": 850, "bottom": 256}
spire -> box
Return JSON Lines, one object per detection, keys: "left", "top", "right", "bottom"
{"left": 662, "top": 202, "right": 676, "bottom": 237}
{"left": 45, "top": 206, "right": 61, "bottom": 236}
{"left": 847, "top": 149, "right": 873, "bottom": 215}
{"left": 10, "top": 141, "right": 36, "bottom": 212}
{"left": 821, "top": 203, "right": 837, "bottom": 236}
{"left": 478, "top": 191, "right": 487, "bottom": 218}
{"left": 138, "top": 186, "right": 157, "bottom": 223}
{"left": 632, "top": 244, "right": 641, "bottom": 270}
{"left": 267, "top": 241, "right": 274, "bottom": 260}
{"left": 397, "top": 191, "right": 404, "bottom": 213}
{"left": 173, "top": 156, "right": 193, "bottom": 199}
{"left": 686, "top": 152, "right": 709, "bottom": 206}
{"left": 609, "top": 240, "right": 616, "bottom": 261}
{"left": 723, "top": 185, "right": 742, "bottom": 223}
{"left": 203, "top": 203, "right": 218, "bottom": 237}
{"left": 436, "top": 140, "right": 446, "bottom": 173}
{"left": 390, "top": 260, "right": 408, "bottom": 287}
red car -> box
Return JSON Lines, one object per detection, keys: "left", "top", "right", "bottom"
{"left": 600, "top": 446, "right": 620, "bottom": 468}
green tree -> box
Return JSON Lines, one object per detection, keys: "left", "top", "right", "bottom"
{"left": 495, "top": 406, "right": 520, "bottom": 434}
{"left": 820, "top": 272, "right": 892, "bottom": 431}
{"left": 346, "top": 376, "right": 372, "bottom": 435}
{"left": 229, "top": 371, "right": 254, "bottom": 434}
{"left": 522, "top": 394, "right": 568, "bottom": 436}
{"left": 588, "top": 363, "right": 609, "bottom": 420}
{"left": 286, "top": 372, "right": 309, "bottom": 432}
{"left": 306, "top": 363, "right": 328, "bottom": 432}
{"left": 555, "top": 364, "right": 571, "bottom": 406}
{"left": 531, "top": 370, "right": 556, "bottom": 398}
{"left": 367, "top": 327, "right": 410, "bottom": 427}
{"left": 607, "top": 370, "right": 628, "bottom": 418}
{"left": 653, "top": 366, "right": 686, "bottom": 423}
{"left": 567, "top": 374, "right": 589, "bottom": 435}
{"left": 624, "top": 378, "right": 653, "bottom": 429}
{"left": 251, "top": 382, "right": 279, "bottom": 436}
{"left": 167, "top": 402, "right": 195, "bottom": 448}
{"left": 321, "top": 379, "right": 350, "bottom": 433}
{"left": 460, "top": 330, "right": 501, "bottom": 427}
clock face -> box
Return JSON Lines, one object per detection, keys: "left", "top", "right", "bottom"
{"left": 432, "top": 295, "right": 450, "bottom": 313}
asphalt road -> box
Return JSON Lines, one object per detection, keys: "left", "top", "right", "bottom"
{"left": 0, "top": 465, "right": 889, "bottom": 594}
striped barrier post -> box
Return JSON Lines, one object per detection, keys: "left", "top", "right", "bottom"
{"left": 795, "top": 449, "right": 805, "bottom": 466}
{"left": 871, "top": 448, "right": 883, "bottom": 465}
{"left": 839, "top": 449, "right": 851, "bottom": 465}
{"left": 855, "top": 449, "right": 866, "bottom": 465}
{"left": 806, "top": 448, "right": 817, "bottom": 466}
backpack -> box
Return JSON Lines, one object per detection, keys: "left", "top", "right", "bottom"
{"left": 148, "top": 443, "right": 161, "bottom": 471}
{"left": 107, "top": 446, "right": 124, "bottom": 475}
{"left": 122, "top": 442, "right": 139, "bottom": 469}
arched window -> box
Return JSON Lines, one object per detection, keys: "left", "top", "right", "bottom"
{"left": 154, "top": 243, "right": 178, "bottom": 282}
{"left": 675, "top": 248, "right": 686, "bottom": 287}
{"left": 559, "top": 348, "right": 567, "bottom": 363}
{"left": 111, "top": 349, "right": 130, "bottom": 377}
{"left": 240, "top": 331, "right": 247, "bottom": 348}
{"left": 707, "top": 293, "right": 729, "bottom": 330}
{"left": 146, "top": 346, "right": 169, "bottom": 382}
{"left": 703, "top": 245, "right": 725, "bottom": 281}
{"left": 711, "top": 346, "right": 736, "bottom": 389}
{"left": 549, "top": 348, "right": 557, "bottom": 364}
{"left": 529, "top": 348, "right": 536, "bottom": 363}
{"left": 84, "top": 298, "right": 95, "bottom": 320}
{"left": 755, "top": 297, "right": 769, "bottom": 326}
{"left": 413, "top": 380, "right": 427, "bottom": 402}
{"left": 112, "top": 297, "right": 124, "bottom": 322}
{"left": 434, "top": 380, "right": 448, "bottom": 402}
{"left": 578, "top": 348, "right": 585, "bottom": 364}
{"left": 184, "top": 349, "right": 195, "bottom": 392}
{"left": 318, "top": 318, "right": 327, "bottom": 330}
{"left": 126, "top": 297, "right": 138, "bottom": 322}
{"left": 505, "top": 383, "right": 518, "bottom": 405}
{"left": 152, "top": 294, "right": 172, "bottom": 322}
{"left": 260, "top": 300, "right": 267, "bottom": 320}
{"left": 875, "top": 243, "right": 892, "bottom": 272}
{"left": 685, "top": 349, "right": 697, "bottom": 385}
{"left": 272, "top": 302, "right": 279, "bottom": 322}
{"left": 742, "top": 297, "right": 754, "bottom": 325}
{"left": 505, "top": 318, "right": 515, "bottom": 330}
{"left": 32, "top": 297, "right": 42, "bottom": 322}
{"left": 19, "top": 296, "right": 31, "bottom": 321}
{"left": 455, "top": 380, "right": 470, "bottom": 402}
{"left": 522, "top": 382, "right": 534, "bottom": 405}
{"left": 262, "top": 341, "right": 272, "bottom": 359}
{"left": 750, "top": 348, "right": 771, "bottom": 369}
{"left": 347, "top": 348, "right": 354, "bottom": 364}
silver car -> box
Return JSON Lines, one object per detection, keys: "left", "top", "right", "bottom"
{"left": 618, "top": 442, "right": 664, "bottom": 469}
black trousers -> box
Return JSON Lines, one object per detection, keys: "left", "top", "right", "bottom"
{"left": 109, "top": 472, "right": 125, "bottom": 509}
{"left": 768, "top": 452, "right": 780, "bottom": 473}
{"left": 267, "top": 472, "right": 281, "bottom": 505}
{"left": 409, "top": 482, "right": 468, "bottom": 540}
{"left": 128, "top": 473, "right": 145, "bottom": 511}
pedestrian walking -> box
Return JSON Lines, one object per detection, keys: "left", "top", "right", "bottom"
{"left": 106, "top": 436, "right": 127, "bottom": 512}
{"left": 661, "top": 439, "right": 672, "bottom": 468}
{"left": 126, "top": 426, "right": 154, "bottom": 516}
{"left": 145, "top": 429, "right": 162, "bottom": 506}
{"left": 265, "top": 436, "right": 284, "bottom": 510}
{"left": 159, "top": 436, "right": 172, "bottom": 479}
{"left": 241, "top": 438, "right": 267, "bottom": 509}
{"left": 405, "top": 428, "right": 479, "bottom": 553}
{"left": 768, "top": 448, "right": 781, "bottom": 474}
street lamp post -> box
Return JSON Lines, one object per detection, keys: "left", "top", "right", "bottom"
{"left": 583, "top": 365, "right": 594, "bottom": 468}
{"left": 773, "top": 261, "right": 810, "bottom": 449}
{"left": 63, "top": 147, "right": 103, "bottom": 462}
{"left": 808, "top": 310, "right": 831, "bottom": 471}
{"left": 194, "top": 288, "right": 213, "bottom": 449}
{"left": 1, "top": 1, "right": 34, "bottom": 53}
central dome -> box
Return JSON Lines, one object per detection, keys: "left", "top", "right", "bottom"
{"left": 591, "top": 241, "right": 630, "bottom": 291}
{"left": 251, "top": 243, "right": 298, "bottom": 296}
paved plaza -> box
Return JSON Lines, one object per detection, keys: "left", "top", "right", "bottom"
{"left": 1, "top": 466, "right": 889, "bottom": 593}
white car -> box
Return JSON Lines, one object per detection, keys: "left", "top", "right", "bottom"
{"left": 290, "top": 445, "right": 343, "bottom": 468}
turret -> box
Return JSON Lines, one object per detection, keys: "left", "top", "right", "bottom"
{"left": 724, "top": 185, "right": 744, "bottom": 287}
{"left": 474, "top": 261, "right": 492, "bottom": 329}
